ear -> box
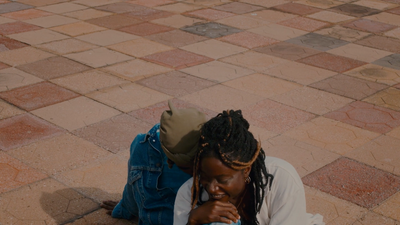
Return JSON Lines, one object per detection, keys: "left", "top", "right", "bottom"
{"left": 243, "top": 166, "right": 251, "bottom": 177}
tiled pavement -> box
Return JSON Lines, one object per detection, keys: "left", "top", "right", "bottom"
{"left": 1, "top": 0, "right": 400, "bottom": 224}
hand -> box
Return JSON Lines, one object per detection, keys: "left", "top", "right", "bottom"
{"left": 100, "top": 200, "right": 119, "bottom": 215}
{"left": 187, "top": 200, "right": 240, "bottom": 225}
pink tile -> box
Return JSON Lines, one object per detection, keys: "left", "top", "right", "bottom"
{"left": 0, "top": 114, "right": 64, "bottom": 151}
{"left": 184, "top": 8, "right": 235, "bottom": 21}
{"left": 129, "top": 0, "right": 174, "bottom": 7}
{"left": 325, "top": 101, "right": 400, "bottom": 133}
{"left": 387, "top": 6, "right": 400, "bottom": 15}
{"left": 278, "top": 17, "right": 329, "bottom": 32}
{"left": 302, "top": 157, "right": 400, "bottom": 208}
{"left": 0, "top": 62, "right": 9, "bottom": 70}
{"left": 343, "top": 19, "right": 397, "bottom": 33}
{"left": 219, "top": 31, "right": 279, "bottom": 49}
{"left": 95, "top": 2, "right": 147, "bottom": 13}
{"left": 298, "top": 53, "right": 367, "bottom": 73}
{"left": 0, "top": 21, "right": 41, "bottom": 35}
{"left": 142, "top": 49, "right": 213, "bottom": 69}
{"left": 272, "top": 3, "right": 321, "bottom": 15}
{"left": 118, "top": 22, "right": 174, "bottom": 36}
{"left": 124, "top": 7, "right": 173, "bottom": 21}
{"left": 213, "top": 2, "right": 264, "bottom": 14}
{"left": 2, "top": 9, "right": 52, "bottom": 20}
{"left": 0, "top": 36, "right": 27, "bottom": 52}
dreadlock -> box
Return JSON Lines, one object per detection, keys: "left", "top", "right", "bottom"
{"left": 191, "top": 110, "right": 274, "bottom": 225}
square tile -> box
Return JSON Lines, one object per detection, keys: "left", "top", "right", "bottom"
{"left": 286, "top": 33, "right": 349, "bottom": 51}
{"left": 118, "top": 22, "right": 173, "bottom": 36}
{"left": 353, "top": 0, "right": 398, "bottom": 10}
{"left": 294, "top": 0, "right": 343, "bottom": 9}
{"left": 145, "top": 29, "right": 208, "bottom": 48}
{"left": 95, "top": 2, "right": 148, "bottom": 13}
{"left": 24, "top": 15, "right": 79, "bottom": 28}
{"left": 327, "top": 43, "right": 392, "bottom": 63}
{"left": 0, "top": 67, "right": 42, "bottom": 92}
{"left": 254, "top": 42, "right": 321, "bottom": 61}
{"left": 0, "top": 21, "right": 40, "bottom": 35}
{"left": 330, "top": 3, "right": 381, "bottom": 17}
{"left": 108, "top": 38, "right": 173, "bottom": 58}
{"left": 0, "top": 81, "right": 79, "bottom": 111}
{"left": 272, "top": 3, "right": 321, "bottom": 15}
{"left": 243, "top": 9, "right": 297, "bottom": 23}
{"left": 73, "top": 0, "right": 123, "bottom": 7}
{"left": 129, "top": 0, "right": 174, "bottom": 7}
{"left": 85, "top": 14, "right": 142, "bottom": 29}
{"left": 0, "top": 114, "right": 64, "bottom": 150}
{"left": 16, "top": 56, "right": 91, "bottom": 80}
{"left": 0, "top": 2, "right": 33, "bottom": 14}
{"left": 180, "top": 60, "right": 254, "bottom": 82}
{"left": 298, "top": 52, "right": 367, "bottom": 73}
{"left": 0, "top": 151, "right": 47, "bottom": 193}
{"left": 344, "top": 64, "right": 400, "bottom": 85}
{"left": 215, "top": 15, "right": 270, "bottom": 30}
{"left": 240, "top": 0, "right": 290, "bottom": 8}
{"left": 63, "top": 8, "right": 112, "bottom": 20}
{"left": 0, "top": 36, "right": 27, "bottom": 52}
{"left": 315, "top": 25, "right": 371, "bottom": 42}
{"left": 385, "top": 27, "right": 400, "bottom": 39}
{"left": 0, "top": 46, "right": 54, "bottom": 66}
{"left": 142, "top": 49, "right": 213, "bottom": 69}
{"left": 387, "top": 6, "right": 400, "bottom": 15}
{"left": 124, "top": 7, "right": 173, "bottom": 21}
{"left": 219, "top": 31, "right": 279, "bottom": 49}
{"left": 355, "top": 35, "right": 400, "bottom": 53}
{"left": 241, "top": 99, "right": 316, "bottom": 133}
{"left": 249, "top": 24, "right": 308, "bottom": 41}
{"left": 8, "top": 28, "right": 69, "bottom": 45}
{"left": 307, "top": 11, "right": 355, "bottom": 23}
{"left": 0, "top": 99, "right": 24, "bottom": 120}
{"left": 154, "top": 3, "right": 202, "bottom": 13}
{"left": 138, "top": 71, "right": 215, "bottom": 97}
{"left": 184, "top": 8, "right": 235, "bottom": 21}
{"left": 353, "top": 211, "right": 400, "bottom": 225}
{"left": 342, "top": 18, "right": 396, "bottom": 33}
{"left": 180, "top": 39, "right": 247, "bottom": 59}
{"left": 37, "top": 38, "right": 97, "bottom": 54}
{"left": 310, "top": 74, "right": 388, "bottom": 100}
{"left": 64, "top": 208, "right": 134, "bottom": 225}
{"left": 365, "top": 12, "right": 400, "bottom": 26}
{"left": 363, "top": 87, "right": 400, "bottom": 111}
{"left": 324, "top": 101, "right": 400, "bottom": 134}
{"left": 73, "top": 114, "right": 151, "bottom": 153}
{"left": 151, "top": 14, "right": 205, "bottom": 29}
{"left": 0, "top": 62, "right": 9, "bottom": 70}
{"left": 76, "top": 30, "right": 138, "bottom": 46}
{"left": 2, "top": 9, "right": 52, "bottom": 20}
{"left": 284, "top": 117, "right": 380, "bottom": 155}
{"left": 302, "top": 157, "right": 400, "bottom": 208}
{"left": 31, "top": 96, "right": 120, "bottom": 131}
{"left": 373, "top": 54, "right": 400, "bottom": 70}
{"left": 0, "top": 17, "right": 15, "bottom": 25}
{"left": 278, "top": 17, "right": 329, "bottom": 32}
{"left": 181, "top": 22, "right": 242, "bottom": 38}
{"left": 51, "top": 22, "right": 106, "bottom": 37}
{"left": 37, "top": 2, "right": 87, "bottom": 14}
{"left": 373, "top": 192, "right": 400, "bottom": 222}
{"left": 213, "top": 2, "right": 264, "bottom": 14}
{"left": 16, "top": 0, "right": 69, "bottom": 7}
{"left": 65, "top": 47, "right": 133, "bottom": 68}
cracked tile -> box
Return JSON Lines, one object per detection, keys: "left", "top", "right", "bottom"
{"left": 344, "top": 64, "right": 400, "bottom": 85}
{"left": 373, "top": 54, "right": 400, "bottom": 70}
{"left": 146, "top": 29, "right": 208, "bottom": 48}
{"left": 374, "top": 192, "right": 400, "bottom": 221}
{"left": 0, "top": 67, "right": 42, "bottom": 92}
{"left": 142, "top": 49, "right": 213, "bottom": 69}
{"left": 286, "top": 33, "right": 349, "bottom": 51}
{"left": 181, "top": 39, "right": 247, "bottom": 59}
{"left": 254, "top": 42, "right": 321, "bottom": 61}
{"left": 363, "top": 87, "right": 400, "bottom": 111}
{"left": 0, "top": 99, "right": 24, "bottom": 120}
{"left": 181, "top": 22, "right": 242, "bottom": 38}
{"left": 315, "top": 25, "right": 371, "bottom": 42}
{"left": 65, "top": 47, "right": 133, "bottom": 68}
{"left": 353, "top": 211, "right": 400, "bottom": 225}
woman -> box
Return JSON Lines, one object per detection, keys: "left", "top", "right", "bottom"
{"left": 174, "top": 110, "right": 324, "bottom": 225}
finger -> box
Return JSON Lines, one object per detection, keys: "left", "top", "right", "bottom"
{"left": 216, "top": 216, "right": 234, "bottom": 224}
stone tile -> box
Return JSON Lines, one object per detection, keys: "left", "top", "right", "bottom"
{"left": 37, "top": 2, "right": 87, "bottom": 14}
{"left": 95, "top": 2, "right": 148, "bottom": 13}
{"left": 295, "top": 0, "right": 343, "bottom": 9}
{"left": 373, "top": 54, "right": 400, "bottom": 70}
{"left": 218, "top": 31, "right": 279, "bottom": 49}
{"left": 355, "top": 35, "right": 400, "bottom": 53}
{"left": 254, "top": 42, "right": 321, "bottom": 61}
{"left": 181, "top": 22, "right": 242, "bottom": 38}
{"left": 241, "top": 99, "right": 315, "bottom": 133}
{"left": 298, "top": 52, "right": 367, "bottom": 73}
{"left": 104, "top": 59, "right": 172, "bottom": 82}
{"left": 51, "top": 21, "right": 106, "bottom": 37}
{"left": 0, "top": 99, "right": 24, "bottom": 120}
{"left": 307, "top": 11, "right": 355, "bottom": 23}
{"left": 86, "top": 83, "right": 171, "bottom": 112}
{"left": 0, "top": 114, "right": 64, "bottom": 150}
{"left": 0, "top": 17, "right": 15, "bottom": 25}
{"left": 353, "top": 0, "right": 398, "bottom": 10}
{"left": 154, "top": 2, "right": 202, "bottom": 13}
{"left": 65, "top": 208, "right": 134, "bottom": 225}
{"left": 65, "top": 47, "right": 133, "bottom": 68}
{"left": 31, "top": 96, "right": 120, "bottom": 131}
{"left": 145, "top": 29, "right": 208, "bottom": 48}
{"left": 0, "top": 2, "right": 33, "bottom": 14}
{"left": 63, "top": 8, "right": 112, "bottom": 20}
{"left": 344, "top": 64, "right": 400, "bottom": 85}
{"left": 17, "top": 56, "right": 91, "bottom": 80}
{"left": 330, "top": 3, "right": 381, "bottom": 17}
{"left": 8, "top": 28, "right": 69, "bottom": 45}
{"left": 184, "top": 8, "right": 235, "bottom": 21}
{"left": 325, "top": 101, "right": 400, "bottom": 134}
{"left": 342, "top": 18, "right": 396, "bottom": 33}
{"left": 124, "top": 7, "right": 174, "bottom": 21}
{"left": 138, "top": 71, "right": 215, "bottom": 97}
{"left": 0, "top": 82, "right": 79, "bottom": 111}
{"left": 363, "top": 87, "right": 400, "bottom": 111}
{"left": 118, "top": 22, "right": 173, "bottom": 36}
{"left": 0, "top": 46, "right": 54, "bottom": 66}
{"left": 0, "top": 178, "right": 98, "bottom": 224}
{"left": 240, "top": 0, "right": 291, "bottom": 8}
{"left": 129, "top": 0, "right": 174, "bottom": 7}
{"left": 328, "top": 43, "right": 392, "bottom": 63}
{"left": 213, "top": 2, "right": 264, "bottom": 14}
{"left": 310, "top": 74, "right": 388, "bottom": 100}
{"left": 9, "top": 133, "right": 111, "bottom": 175}
{"left": 284, "top": 117, "right": 380, "bottom": 155}
{"left": 85, "top": 14, "right": 142, "bottom": 29}
{"left": 2, "top": 9, "right": 52, "bottom": 20}
{"left": 278, "top": 17, "right": 329, "bottom": 32}
{"left": 180, "top": 84, "right": 264, "bottom": 113}
{"left": 142, "top": 49, "right": 213, "bottom": 69}
{"left": 0, "top": 21, "right": 40, "bottom": 35}
{"left": 243, "top": 9, "right": 297, "bottom": 23}
{"left": 264, "top": 61, "right": 336, "bottom": 85}
{"left": 315, "top": 25, "right": 371, "bottom": 42}
{"left": 181, "top": 39, "right": 247, "bottom": 59}
{"left": 365, "top": 12, "right": 400, "bottom": 26}
{"left": 385, "top": 27, "right": 400, "bottom": 39}
{"left": 303, "top": 157, "right": 400, "bottom": 208}
{"left": 180, "top": 60, "right": 254, "bottom": 83}
{"left": 286, "top": 33, "right": 349, "bottom": 51}
{"left": 38, "top": 38, "right": 97, "bottom": 54}
{"left": 50, "top": 69, "right": 129, "bottom": 94}
{"left": 216, "top": 15, "right": 270, "bottom": 30}
{"left": 387, "top": 6, "right": 400, "bottom": 15}
{"left": 109, "top": 38, "right": 173, "bottom": 58}
{"left": 0, "top": 151, "right": 47, "bottom": 193}
{"left": 0, "top": 36, "right": 27, "bottom": 52}
{"left": 263, "top": 136, "right": 340, "bottom": 177}
{"left": 17, "top": 0, "right": 69, "bottom": 7}
{"left": 0, "top": 67, "right": 43, "bottom": 92}
{"left": 353, "top": 211, "right": 400, "bottom": 225}
{"left": 73, "top": 114, "right": 151, "bottom": 153}
{"left": 249, "top": 24, "right": 308, "bottom": 41}
{"left": 272, "top": 2, "right": 321, "bottom": 15}
{"left": 0, "top": 62, "right": 9, "bottom": 70}
{"left": 151, "top": 14, "right": 205, "bottom": 29}
{"left": 374, "top": 192, "right": 400, "bottom": 221}
{"left": 76, "top": 30, "right": 138, "bottom": 46}
{"left": 223, "top": 73, "right": 301, "bottom": 98}
{"left": 24, "top": 15, "right": 79, "bottom": 28}
{"left": 220, "top": 51, "right": 289, "bottom": 73}
{"left": 248, "top": 125, "right": 277, "bottom": 142}
{"left": 73, "top": 0, "right": 122, "bottom": 7}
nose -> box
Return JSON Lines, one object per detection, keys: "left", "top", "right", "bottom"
{"left": 206, "top": 180, "right": 219, "bottom": 193}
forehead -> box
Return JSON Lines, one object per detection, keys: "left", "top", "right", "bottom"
{"left": 200, "top": 156, "right": 238, "bottom": 176}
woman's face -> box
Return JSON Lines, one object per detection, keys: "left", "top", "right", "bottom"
{"left": 199, "top": 156, "right": 250, "bottom": 204}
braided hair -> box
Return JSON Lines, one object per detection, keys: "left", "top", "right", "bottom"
{"left": 191, "top": 110, "right": 274, "bottom": 225}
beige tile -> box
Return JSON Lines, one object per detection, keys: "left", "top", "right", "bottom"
{"left": 0, "top": 99, "right": 24, "bottom": 119}
{"left": 179, "top": 84, "right": 264, "bottom": 112}
{"left": 76, "top": 30, "right": 139, "bottom": 46}
{"left": 363, "top": 87, "right": 400, "bottom": 111}
{"left": 182, "top": 0, "right": 230, "bottom": 7}
{"left": 271, "top": 87, "right": 354, "bottom": 115}
{"left": 307, "top": 11, "right": 355, "bottom": 23}
{"left": 51, "top": 22, "right": 106, "bottom": 37}
{"left": 0, "top": 16, "right": 15, "bottom": 24}
{"left": 63, "top": 8, "right": 112, "bottom": 20}
{"left": 327, "top": 43, "right": 392, "bottom": 63}
{"left": 180, "top": 60, "right": 254, "bottom": 83}
{"left": 72, "top": 0, "right": 122, "bottom": 6}
{"left": 264, "top": 61, "right": 337, "bottom": 85}
{"left": 249, "top": 24, "right": 308, "bottom": 41}
{"left": 241, "top": 0, "right": 290, "bottom": 7}
{"left": 385, "top": 27, "right": 400, "bottom": 39}
{"left": 87, "top": 83, "right": 171, "bottom": 112}
{"left": 25, "top": 15, "right": 79, "bottom": 28}
{"left": 315, "top": 26, "right": 371, "bottom": 42}
{"left": 8, "top": 29, "right": 69, "bottom": 45}
{"left": 0, "top": 47, "right": 54, "bottom": 66}
{"left": 243, "top": 9, "right": 297, "bottom": 23}
{"left": 151, "top": 14, "right": 205, "bottom": 28}
{"left": 353, "top": 211, "right": 400, "bottom": 225}
{"left": 387, "top": 126, "right": 400, "bottom": 140}
{"left": 8, "top": 133, "right": 112, "bottom": 175}
{"left": 31, "top": 96, "right": 120, "bottom": 131}
{"left": 353, "top": 0, "right": 398, "bottom": 10}
{"left": 248, "top": 125, "right": 277, "bottom": 142}
{"left": 216, "top": 15, "right": 270, "bottom": 30}
{"left": 284, "top": 117, "right": 380, "bottom": 155}
{"left": 155, "top": 2, "right": 202, "bottom": 13}
{"left": 0, "top": 67, "right": 43, "bottom": 92}
{"left": 374, "top": 192, "right": 400, "bottom": 221}
{"left": 365, "top": 12, "right": 400, "bottom": 26}
{"left": 50, "top": 69, "right": 129, "bottom": 94}
{"left": 108, "top": 38, "right": 173, "bottom": 58}
{"left": 65, "top": 47, "right": 133, "bottom": 68}
{"left": 0, "top": 178, "right": 98, "bottom": 224}
{"left": 38, "top": 2, "right": 87, "bottom": 14}
{"left": 181, "top": 39, "right": 247, "bottom": 59}
{"left": 65, "top": 208, "right": 134, "bottom": 225}
{"left": 295, "top": 0, "right": 343, "bottom": 9}
{"left": 104, "top": 59, "right": 172, "bottom": 82}
{"left": 344, "top": 64, "right": 400, "bottom": 86}
{"left": 38, "top": 38, "right": 97, "bottom": 54}
{"left": 263, "top": 135, "right": 340, "bottom": 177}
{"left": 223, "top": 73, "right": 301, "bottom": 98}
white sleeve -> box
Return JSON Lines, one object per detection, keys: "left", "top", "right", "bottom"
{"left": 174, "top": 178, "right": 194, "bottom": 225}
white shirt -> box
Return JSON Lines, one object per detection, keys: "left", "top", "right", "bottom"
{"left": 174, "top": 156, "right": 324, "bottom": 225}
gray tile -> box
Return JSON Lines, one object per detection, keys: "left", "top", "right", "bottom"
{"left": 286, "top": 33, "right": 349, "bottom": 51}
{"left": 0, "top": 2, "right": 33, "bottom": 14}
{"left": 373, "top": 54, "right": 400, "bottom": 70}
{"left": 329, "top": 4, "right": 380, "bottom": 17}
{"left": 180, "top": 22, "right": 242, "bottom": 38}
